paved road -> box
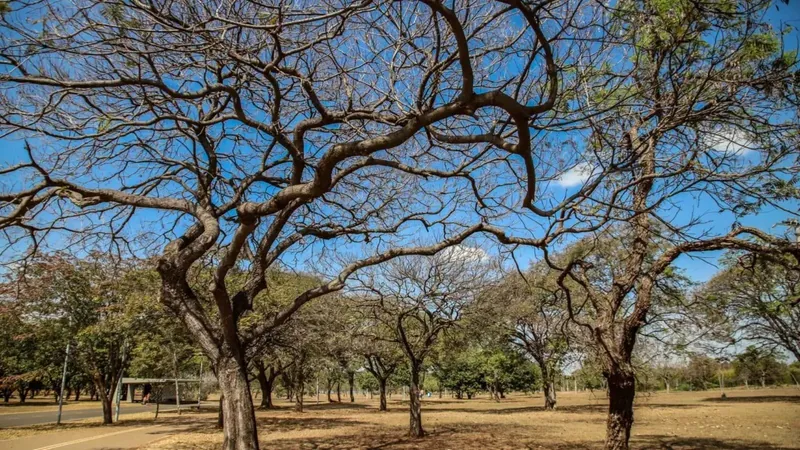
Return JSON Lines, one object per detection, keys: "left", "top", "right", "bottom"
{"left": 2, "top": 424, "right": 184, "bottom": 450}
{"left": 0, "top": 404, "right": 176, "bottom": 428}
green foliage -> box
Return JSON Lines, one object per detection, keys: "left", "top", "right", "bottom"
{"left": 433, "top": 344, "right": 540, "bottom": 398}
{"left": 356, "top": 371, "right": 379, "bottom": 393}
{"left": 733, "top": 346, "right": 787, "bottom": 386}
{"left": 739, "top": 33, "right": 781, "bottom": 63}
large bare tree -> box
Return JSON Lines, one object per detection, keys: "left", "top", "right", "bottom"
{"left": 527, "top": 1, "right": 800, "bottom": 448}
{"left": 0, "top": 1, "right": 589, "bottom": 448}
{"left": 2, "top": 0, "right": 797, "bottom": 449}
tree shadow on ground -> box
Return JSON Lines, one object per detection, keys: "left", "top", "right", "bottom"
{"left": 702, "top": 395, "right": 800, "bottom": 404}
{"left": 256, "top": 416, "right": 367, "bottom": 432}
{"left": 259, "top": 422, "right": 591, "bottom": 450}
{"left": 635, "top": 435, "right": 796, "bottom": 450}
{"left": 260, "top": 430, "right": 799, "bottom": 450}
{"left": 299, "top": 401, "right": 374, "bottom": 411}
{"left": 421, "top": 402, "right": 699, "bottom": 416}
{"left": 388, "top": 399, "right": 483, "bottom": 407}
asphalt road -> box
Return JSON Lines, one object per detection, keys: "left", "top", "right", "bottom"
{"left": 0, "top": 403, "right": 174, "bottom": 428}
{"left": 3, "top": 424, "right": 184, "bottom": 450}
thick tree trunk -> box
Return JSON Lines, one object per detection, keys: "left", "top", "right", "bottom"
{"left": 74, "top": 386, "right": 81, "bottom": 402}
{"left": 604, "top": 370, "right": 636, "bottom": 450}
{"left": 409, "top": 364, "right": 424, "bottom": 437}
{"left": 217, "top": 356, "right": 260, "bottom": 450}
{"left": 336, "top": 381, "right": 341, "bottom": 403}
{"left": 2, "top": 389, "right": 11, "bottom": 403}
{"left": 348, "top": 372, "right": 355, "bottom": 403}
{"left": 379, "top": 378, "right": 388, "bottom": 411}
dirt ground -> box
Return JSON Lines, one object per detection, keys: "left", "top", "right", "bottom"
{"left": 138, "top": 387, "right": 799, "bottom": 450}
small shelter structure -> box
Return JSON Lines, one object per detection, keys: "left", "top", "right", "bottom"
{"left": 121, "top": 377, "right": 201, "bottom": 403}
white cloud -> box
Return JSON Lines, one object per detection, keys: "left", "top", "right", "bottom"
{"left": 440, "top": 244, "right": 491, "bottom": 263}
{"left": 704, "top": 129, "right": 753, "bottom": 157}
{"left": 555, "top": 161, "right": 595, "bottom": 188}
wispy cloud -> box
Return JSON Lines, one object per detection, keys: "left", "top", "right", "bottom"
{"left": 555, "top": 161, "right": 595, "bottom": 188}
{"left": 704, "top": 129, "right": 753, "bottom": 157}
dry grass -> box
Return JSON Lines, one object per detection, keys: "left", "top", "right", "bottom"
{"left": 142, "top": 387, "right": 800, "bottom": 450}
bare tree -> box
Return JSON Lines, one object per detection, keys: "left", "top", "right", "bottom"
{"left": 2, "top": 1, "right": 797, "bottom": 449}
{"left": 0, "top": 1, "right": 579, "bottom": 448}
{"left": 251, "top": 355, "right": 292, "bottom": 410}
{"left": 364, "top": 349, "right": 402, "bottom": 412}
{"left": 697, "top": 253, "right": 800, "bottom": 361}
{"left": 354, "top": 246, "right": 493, "bottom": 437}
{"left": 492, "top": 264, "right": 574, "bottom": 410}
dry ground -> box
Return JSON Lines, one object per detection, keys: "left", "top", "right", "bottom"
{"left": 140, "top": 387, "right": 800, "bottom": 450}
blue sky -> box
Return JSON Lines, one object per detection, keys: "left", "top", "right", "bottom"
{"left": 1, "top": 1, "right": 799, "bottom": 284}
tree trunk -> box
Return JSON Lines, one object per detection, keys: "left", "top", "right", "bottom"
{"left": 604, "top": 370, "right": 636, "bottom": 450}
{"left": 336, "top": 381, "right": 341, "bottom": 403}
{"left": 543, "top": 379, "right": 557, "bottom": 410}
{"left": 540, "top": 363, "right": 557, "bottom": 409}
{"left": 295, "top": 375, "right": 304, "bottom": 413}
{"left": 217, "top": 395, "right": 224, "bottom": 428}
{"left": 99, "top": 391, "right": 113, "bottom": 424}
{"left": 256, "top": 369, "right": 273, "bottom": 409}
{"left": 17, "top": 387, "right": 27, "bottom": 403}
{"left": 74, "top": 386, "right": 81, "bottom": 402}
{"left": 409, "top": 364, "right": 424, "bottom": 437}
{"left": 217, "top": 356, "right": 260, "bottom": 450}
{"left": 348, "top": 372, "right": 355, "bottom": 403}
{"left": 379, "top": 378, "right": 388, "bottom": 411}
{"left": 2, "top": 389, "right": 11, "bottom": 403}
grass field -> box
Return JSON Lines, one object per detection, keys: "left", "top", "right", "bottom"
{"left": 141, "top": 387, "right": 799, "bottom": 449}
{"left": 1, "top": 388, "right": 796, "bottom": 448}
